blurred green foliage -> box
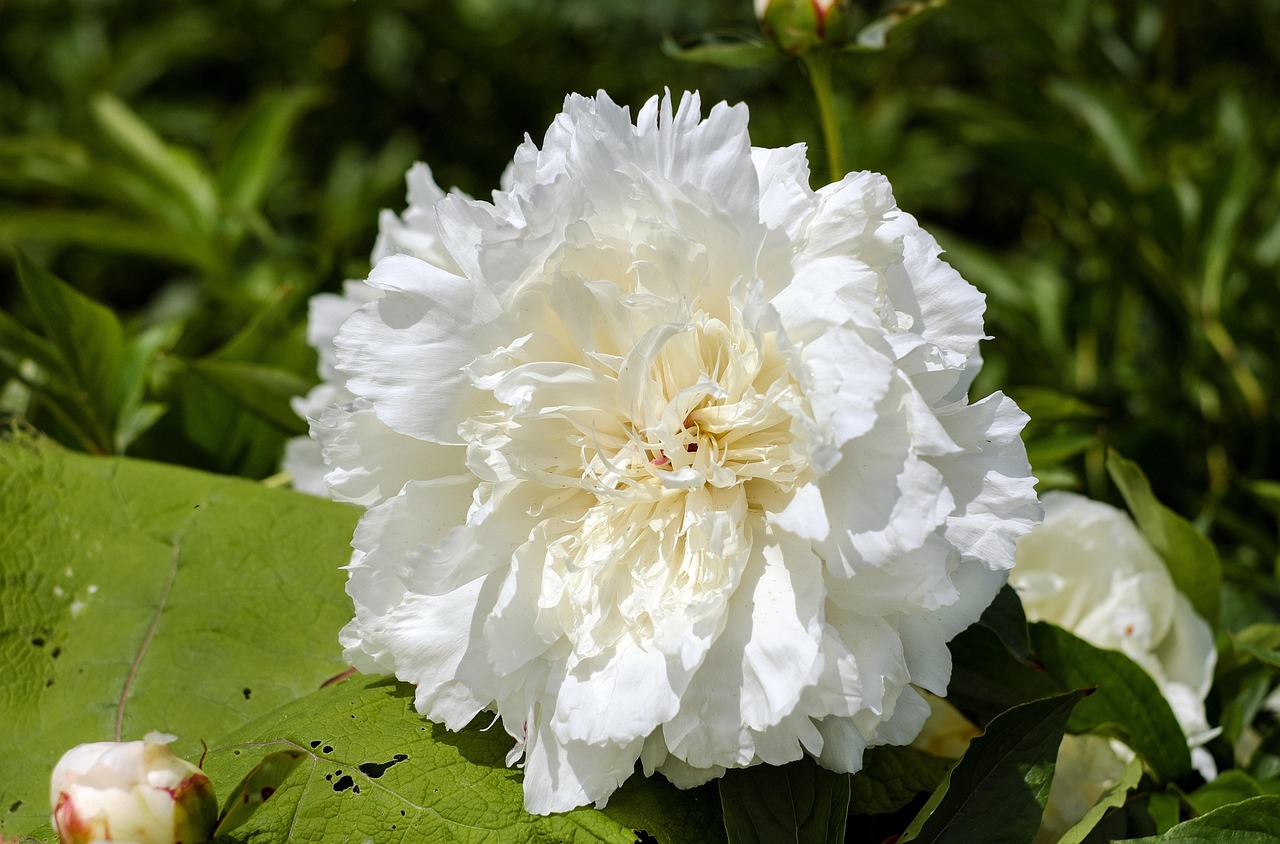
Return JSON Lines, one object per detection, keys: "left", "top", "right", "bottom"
{"left": 1, "top": 0, "right": 1278, "bottom": 585}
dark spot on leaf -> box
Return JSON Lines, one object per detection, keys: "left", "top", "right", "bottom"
{"left": 31, "top": 637, "right": 44, "bottom": 647}
{"left": 310, "top": 741, "right": 321, "bottom": 748}
{"left": 323, "top": 745, "right": 333, "bottom": 754}
{"left": 233, "top": 750, "right": 241, "bottom": 756}
{"left": 353, "top": 785, "right": 360, "bottom": 794}
{"left": 325, "top": 774, "right": 332, "bottom": 782}
{"left": 45, "top": 678, "right": 54, "bottom": 687}
{"left": 332, "top": 775, "right": 354, "bottom": 793}
{"left": 242, "top": 688, "right": 251, "bottom": 700}
{"left": 400, "top": 811, "right": 406, "bottom": 817}
{"left": 51, "top": 646, "right": 61, "bottom": 659}
{"left": 357, "top": 754, "right": 408, "bottom": 779}
{"left": 9, "top": 801, "right": 22, "bottom": 812}
{"left": 260, "top": 787, "right": 275, "bottom": 800}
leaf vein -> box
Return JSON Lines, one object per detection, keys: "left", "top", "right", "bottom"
{"left": 115, "top": 541, "right": 179, "bottom": 740}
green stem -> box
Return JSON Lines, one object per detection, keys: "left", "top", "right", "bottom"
{"left": 802, "top": 51, "right": 844, "bottom": 180}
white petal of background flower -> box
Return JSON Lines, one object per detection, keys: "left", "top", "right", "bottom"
{"left": 299, "top": 90, "right": 1040, "bottom": 813}
{"left": 1011, "top": 491, "right": 1219, "bottom": 842}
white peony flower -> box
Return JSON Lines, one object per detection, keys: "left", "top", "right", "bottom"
{"left": 50, "top": 732, "right": 218, "bottom": 844}
{"left": 1011, "top": 491, "right": 1218, "bottom": 843}
{"left": 321, "top": 90, "right": 1039, "bottom": 814}
{"left": 284, "top": 162, "right": 465, "bottom": 501}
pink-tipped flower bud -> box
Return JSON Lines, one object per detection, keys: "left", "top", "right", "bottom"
{"left": 755, "top": 0, "right": 853, "bottom": 54}
{"left": 50, "top": 732, "right": 218, "bottom": 844}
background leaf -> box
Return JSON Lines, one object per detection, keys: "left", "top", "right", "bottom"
{"left": 1118, "top": 795, "right": 1280, "bottom": 842}
{"left": 220, "top": 88, "right": 322, "bottom": 213}
{"left": 1030, "top": 622, "right": 1192, "bottom": 783}
{"left": 1056, "top": 755, "right": 1143, "bottom": 844}
{"left": 0, "top": 435, "right": 359, "bottom": 837}
{"left": 1107, "top": 451, "right": 1223, "bottom": 626}
{"left": 16, "top": 251, "right": 124, "bottom": 450}
{"left": 187, "top": 359, "right": 311, "bottom": 435}
{"left": 898, "top": 689, "right": 1088, "bottom": 844}
{"left": 202, "top": 675, "right": 727, "bottom": 844}
{"left": 718, "top": 754, "right": 849, "bottom": 844}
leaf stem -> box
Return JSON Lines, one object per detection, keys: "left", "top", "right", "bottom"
{"left": 803, "top": 51, "right": 845, "bottom": 181}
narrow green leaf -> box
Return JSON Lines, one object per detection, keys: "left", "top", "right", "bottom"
{"left": 0, "top": 354, "right": 104, "bottom": 453}
{"left": 719, "top": 755, "right": 849, "bottom": 844}
{"left": 661, "top": 34, "right": 783, "bottom": 68}
{"left": 1118, "top": 796, "right": 1280, "bottom": 842}
{"left": 0, "top": 210, "right": 216, "bottom": 271}
{"left": 1232, "top": 624, "right": 1280, "bottom": 670}
{"left": 115, "top": 402, "right": 169, "bottom": 453}
{"left": 1008, "top": 388, "right": 1103, "bottom": 425}
{"left": 1248, "top": 480, "right": 1280, "bottom": 512}
{"left": 1188, "top": 770, "right": 1280, "bottom": 816}
{"left": 1030, "top": 622, "right": 1192, "bottom": 783}
{"left": 898, "top": 690, "right": 1088, "bottom": 844}
{"left": 202, "top": 676, "right": 725, "bottom": 844}
{"left": 0, "top": 435, "right": 359, "bottom": 837}
{"left": 213, "top": 748, "right": 308, "bottom": 837}
{"left": 90, "top": 93, "right": 219, "bottom": 232}
{"left": 850, "top": 745, "right": 952, "bottom": 816}
{"left": 1026, "top": 431, "right": 1099, "bottom": 470}
{"left": 220, "top": 88, "right": 321, "bottom": 211}
{"left": 0, "top": 306, "right": 70, "bottom": 381}
{"left": 188, "top": 359, "right": 310, "bottom": 435}
{"left": 1202, "top": 153, "right": 1256, "bottom": 311}
{"left": 112, "top": 319, "right": 183, "bottom": 450}
{"left": 16, "top": 251, "right": 124, "bottom": 447}
{"left": 1057, "top": 755, "right": 1143, "bottom": 844}
{"left": 1107, "top": 450, "right": 1222, "bottom": 626}
{"left": 1045, "top": 80, "right": 1147, "bottom": 188}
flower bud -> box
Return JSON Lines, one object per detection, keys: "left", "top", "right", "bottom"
{"left": 755, "top": 0, "right": 853, "bottom": 54}
{"left": 50, "top": 732, "right": 218, "bottom": 844}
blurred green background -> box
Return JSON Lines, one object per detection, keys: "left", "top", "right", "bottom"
{"left": 1, "top": 0, "right": 1278, "bottom": 611}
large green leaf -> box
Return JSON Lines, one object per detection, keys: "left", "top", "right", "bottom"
{"left": 202, "top": 675, "right": 726, "bottom": 844}
{"left": 849, "top": 746, "right": 952, "bottom": 817}
{"left": 1118, "top": 796, "right": 1280, "bottom": 842}
{"left": 974, "top": 584, "right": 1039, "bottom": 667}
{"left": 946, "top": 621, "right": 1059, "bottom": 725}
{"left": 1030, "top": 622, "right": 1192, "bottom": 783}
{"left": 0, "top": 435, "right": 359, "bottom": 837}
{"left": 718, "top": 754, "right": 849, "bottom": 844}
{"left": 1106, "top": 451, "right": 1222, "bottom": 626}
{"left": 898, "top": 689, "right": 1088, "bottom": 844}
